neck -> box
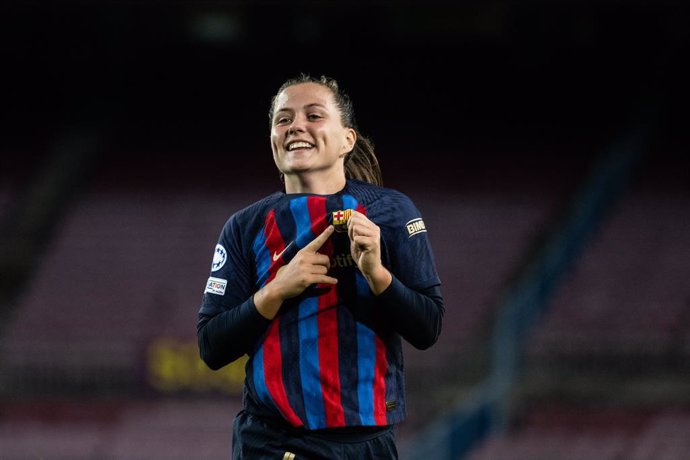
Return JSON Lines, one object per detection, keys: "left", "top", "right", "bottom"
{"left": 284, "top": 170, "right": 346, "bottom": 195}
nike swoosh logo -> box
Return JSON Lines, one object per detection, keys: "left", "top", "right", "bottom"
{"left": 272, "top": 241, "right": 294, "bottom": 262}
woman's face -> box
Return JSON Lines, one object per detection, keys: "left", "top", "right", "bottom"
{"left": 271, "top": 82, "right": 355, "bottom": 184}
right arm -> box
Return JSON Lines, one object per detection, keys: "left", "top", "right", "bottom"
{"left": 197, "top": 297, "right": 269, "bottom": 370}
{"left": 197, "top": 225, "right": 337, "bottom": 370}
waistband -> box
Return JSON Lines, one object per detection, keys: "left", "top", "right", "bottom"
{"left": 247, "top": 410, "right": 394, "bottom": 443}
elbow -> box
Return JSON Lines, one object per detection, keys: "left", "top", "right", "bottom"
{"left": 199, "top": 348, "right": 226, "bottom": 371}
{"left": 403, "top": 285, "right": 445, "bottom": 350}
{"left": 410, "top": 327, "right": 441, "bottom": 350}
{"left": 197, "top": 329, "right": 232, "bottom": 371}
{"left": 409, "top": 313, "right": 443, "bottom": 350}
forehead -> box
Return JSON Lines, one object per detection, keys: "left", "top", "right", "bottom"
{"left": 274, "top": 82, "right": 335, "bottom": 112}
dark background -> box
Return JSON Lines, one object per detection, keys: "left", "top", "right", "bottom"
{"left": 0, "top": 2, "right": 688, "bottom": 458}
{"left": 2, "top": 1, "right": 687, "bottom": 192}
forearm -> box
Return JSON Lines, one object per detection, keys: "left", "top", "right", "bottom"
{"left": 253, "top": 280, "right": 286, "bottom": 320}
{"left": 376, "top": 276, "right": 444, "bottom": 350}
{"left": 197, "top": 297, "right": 270, "bottom": 370}
{"left": 363, "top": 264, "right": 393, "bottom": 295}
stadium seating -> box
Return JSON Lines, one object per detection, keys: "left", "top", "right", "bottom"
{"left": 0, "top": 189, "right": 262, "bottom": 386}
{"left": 465, "top": 406, "right": 690, "bottom": 460}
{"left": 404, "top": 191, "right": 555, "bottom": 368}
{"left": 463, "top": 149, "right": 690, "bottom": 460}
{"left": 526, "top": 190, "right": 690, "bottom": 358}
{"left": 0, "top": 138, "right": 597, "bottom": 459}
{"left": 8, "top": 174, "right": 686, "bottom": 460}
{"left": 0, "top": 397, "right": 243, "bottom": 460}
{"left": 1, "top": 180, "right": 560, "bottom": 383}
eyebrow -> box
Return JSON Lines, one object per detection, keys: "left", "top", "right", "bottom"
{"left": 303, "top": 102, "right": 326, "bottom": 110}
{"left": 276, "top": 102, "right": 327, "bottom": 113}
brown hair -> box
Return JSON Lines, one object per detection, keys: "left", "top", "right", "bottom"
{"left": 269, "top": 74, "right": 383, "bottom": 186}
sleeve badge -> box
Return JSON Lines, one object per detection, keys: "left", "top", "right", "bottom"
{"left": 406, "top": 218, "right": 427, "bottom": 237}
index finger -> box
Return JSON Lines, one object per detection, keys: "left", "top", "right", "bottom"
{"left": 304, "top": 225, "right": 334, "bottom": 252}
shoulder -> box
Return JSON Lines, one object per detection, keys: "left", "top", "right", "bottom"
{"left": 347, "top": 180, "right": 423, "bottom": 228}
{"left": 222, "top": 191, "right": 284, "bottom": 233}
{"left": 346, "top": 179, "right": 417, "bottom": 208}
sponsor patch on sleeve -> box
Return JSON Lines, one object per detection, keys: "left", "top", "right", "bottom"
{"left": 405, "top": 218, "right": 427, "bottom": 237}
{"left": 205, "top": 277, "right": 227, "bottom": 295}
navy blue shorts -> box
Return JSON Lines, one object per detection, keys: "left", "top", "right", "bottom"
{"left": 232, "top": 410, "right": 399, "bottom": 459}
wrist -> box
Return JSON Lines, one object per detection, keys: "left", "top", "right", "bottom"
{"left": 253, "top": 283, "right": 284, "bottom": 320}
{"left": 365, "top": 265, "right": 393, "bottom": 295}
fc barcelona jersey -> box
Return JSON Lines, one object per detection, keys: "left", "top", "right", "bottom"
{"left": 199, "top": 179, "right": 441, "bottom": 429}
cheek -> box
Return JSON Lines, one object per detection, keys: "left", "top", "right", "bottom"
{"left": 270, "top": 135, "right": 282, "bottom": 155}
{"left": 270, "top": 141, "right": 284, "bottom": 167}
{"left": 334, "top": 129, "right": 353, "bottom": 152}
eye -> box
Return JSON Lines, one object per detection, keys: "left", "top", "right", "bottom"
{"left": 307, "top": 113, "right": 323, "bottom": 121}
{"left": 275, "top": 115, "right": 291, "bottom": 125}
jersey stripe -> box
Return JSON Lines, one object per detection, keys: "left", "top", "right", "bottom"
{"left": 290, "top": 197, "right": 314, "bottom": 248}
{"left": 250, "top": 228, "right": 274, "bottom": 409}
{"left": 373, "top": 335, "right": 388, "bottom": 425}
{"left": 355, "top": 294, "right": 376, "bottom": 424}
{"left": 362, "top": 195, "right": 388, "bottom": 425}
{"left": 258, "top": 210, "right": 302, "bottom": 426}
{"left": 318, "top": 284, "right": 344, "bottom": 426}
{"left": 345, "top": 195, "right": 372, "bottom": 424}
{"left": 252, "top": 222, "right": 271, "bottom": 288}
{"left": 264, "top": 320, "right": 302, "bottom": 426}
{"left": 264, "top": 210, "right": 286, "bottom": 285}
{"left": 350, "top": 199, "right": 388, "bottom": 425}
{"left": 289, "top": 197, "right": 326, "bottom": 428}
{"left": 296, "top": 296, "right": 325, "bottom": 428}
{"left": 251, "top": 345, "right": 274, "bottom": 410}
{"left": 342, "top": 194, "right": 358, "bottom": 211}
{"left": 307, "top": 196, "right": 345, "bottom": 427}
{"left": 331, "top": 193, "right": 362, "bottom": 426}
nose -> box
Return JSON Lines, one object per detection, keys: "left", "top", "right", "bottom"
{"left": 287, "top": 114, "right": 306, "bottom": 135}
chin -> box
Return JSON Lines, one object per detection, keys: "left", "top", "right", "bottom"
{"left": 282, "top": 161, "right": 315, "bottom": 174}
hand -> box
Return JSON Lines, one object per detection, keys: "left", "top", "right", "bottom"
{"left": 254, "top": 225, "right": 336, "bottom": 319}
{"left": 347, "top": 210, "right": 392, "bottom": 294}
{"left": 273, "top": 225, "right": 337, "bottom": 298}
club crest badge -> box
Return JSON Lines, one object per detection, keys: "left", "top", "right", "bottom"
{"left": 332, "top": 209, "right": 352, "bottom": 232}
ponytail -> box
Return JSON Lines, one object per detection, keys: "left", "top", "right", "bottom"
{"left": 345, "top": 134, "right": 382, "bottom": 186}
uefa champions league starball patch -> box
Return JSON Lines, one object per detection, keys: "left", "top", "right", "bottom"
{"left": 211, "top": 244, "right": 227, "bottom": 271}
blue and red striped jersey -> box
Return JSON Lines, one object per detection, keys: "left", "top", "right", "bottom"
{"left": 199, "top": 179, "right": 441, "bottom": 429}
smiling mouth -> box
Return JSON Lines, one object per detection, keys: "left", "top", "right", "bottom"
{"left": 287, "top": 141, "right": 314, "bottom": 151}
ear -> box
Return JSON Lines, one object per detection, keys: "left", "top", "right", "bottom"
{"left": 343, "top": 128, "right": 357, "bottom": 154}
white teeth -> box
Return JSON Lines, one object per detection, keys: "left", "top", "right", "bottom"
{"left": 288, "top": 141, "right": 312, "bottom": 151}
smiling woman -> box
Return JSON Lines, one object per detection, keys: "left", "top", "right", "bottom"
{"left": 196, "top": 74, "right": 444, "bottom": 459}
{"left": 269, "top": 74, "right": 383, "bottom": 190}
{"left": 269, "top": 80, "right": 356, "bottom": 192}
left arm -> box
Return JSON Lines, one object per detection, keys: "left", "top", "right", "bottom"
{"left": 376, "top": 277, "right": 444, "bottom": 349}
{"left": 348, "top": 210, "right": 444, "bottom": 349}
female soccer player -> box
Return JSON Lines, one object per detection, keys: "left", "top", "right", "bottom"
{"left": 197, "top": 74, "right": 444, "bottom": 459}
